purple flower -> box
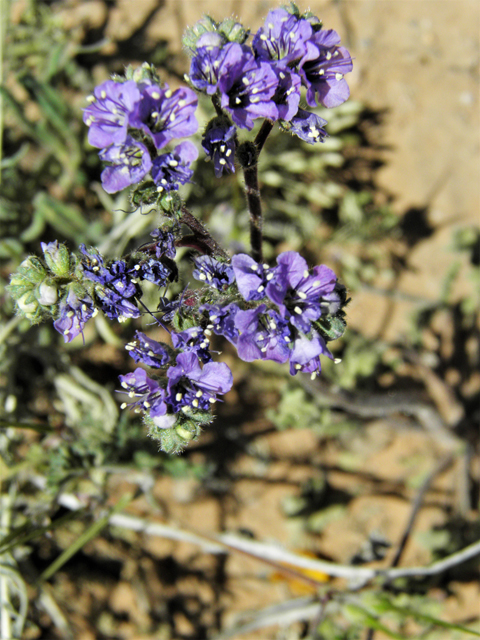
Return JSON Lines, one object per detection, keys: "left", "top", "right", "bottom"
{"left": 289, "top": 333, "right": 332, "bottom": 378}
{"left": 119, "top": 368, "right": 171, "bottom": 426}
{"left": 201, "top": 303, "right": 240, "bottom": 345}
{"left": 150, "top": 228, "right": 177, "bottom": 260}
{"left": 83, "top": 80, "right": 141, "bottom": 148}
{"left": 171, "top": 326, "right": 212, "bottom": 363}
{"left": 193, "top": 255, "right": 235, "bottom": 291}
{"left": 231, "top": 254, "right": 274, "bottom": 301}
{"left": 283, "top": 108, "right": 328, "bottom": 144}
{"left": 189, "top": 34, "right": 228, "bottom": 95}
{"left": 53, "top": 288, "right": 96, "bottom": 343}
{"left": 267, "top": 252, "right": 337, "bottom": 333}
{"left": 125, "top": 331, "right": 171, "bottom": 368}
{"left": 99, "top": 137, "right": 152, "bottom": 193}
{"left": 299, "top": 29, "right": 353, "bottom": 108}
{"left": 271, "top": 66, "right": 301, "bottom": 122}
{"left": 235, "top": 305, "right": 292, "bottom": 364}
{"left": 151, "top": 141, "right": 198, "bottom": 192}
{"left": 157, "top": 294, "right": 185, "bottom": 324}
{"left": 79, "top": 247, "right": 141, "bottom": 320}
{"left": 95, "top": 286, "right": 140, "bottom": 321}
{"left": 79, "top": 245, "right": 107, "bottom": 281}
{"left": 80, "top": 246, "right": 139, "bottom": 298}
{"left": 131, "top": 83, "right": 198, "bottom": 150}
{"left": 202, "top": 122, "right": 236, "bottom": 177}
{"left": 166, "top": 352, "right": 233, "bottom": 412}
{"left": 218, "top": 44, "right": 279, "bottom": 130}
{"left": 136, "top": 257, "right": 172, "bottom": 286}
{"left": 252, "top": 9, "right": 313, "bottom": 67}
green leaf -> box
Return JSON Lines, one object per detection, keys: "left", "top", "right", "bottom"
{"left": 344, "top": 604, "right": 407, "bottom": 640}
{"left": 0, "top": 510, "right": 80, "bottom": 556}
{"left": 387, "top": 603, "right": 480, "bottom": 638}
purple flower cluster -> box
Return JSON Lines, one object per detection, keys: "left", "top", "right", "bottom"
{"left": 63, "top": 239, "right": 179, "bottom": 328}
{"left": 119, "top": 331, "right": 233, "bottom": 430}
{"left": 192, "top": 255, "right": 235, "bottom": 291}
{"left": 53, "top": 287, "right": 97, "bottom": 343}
{"left": 83, "top": 78, "right": 199, "bottom": 193}
{"left": 186, "top": 6, "right": 352, "bottom": 168}
{"left": 199, "top": 251, "right": 343, "bottom": 378}
{"left": 79, "top": 245, "right": 141, "bottom": 321}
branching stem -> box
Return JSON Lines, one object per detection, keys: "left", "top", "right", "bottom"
{"left": 178, "top": 205, "right": 228, "bottom": 259}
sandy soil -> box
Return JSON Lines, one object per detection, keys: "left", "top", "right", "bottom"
{"left": 15, "top": 1, "right": 480, "bottom": 638}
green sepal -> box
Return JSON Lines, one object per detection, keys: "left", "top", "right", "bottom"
{"left": 130, "top": 183, "right": 182, "bottom": 218}
{"left": 146, "top": 415, "right": 203, "bottom": 455}
{"left": 314, "top": 312, "right": 347, "bottom": 342}
{"left": 69, "top": 280, "right": 92, "bottom": 302}
{"left": 180, "top": 406, "right": 214, "bottom": 426}
{"left": 171, "top": 310, "right": 200, "bottom": 332}
{"left": 218, "top": 18, "right": 249, "bottom": 44}
{"left": 131, "top": 181, "right": 159, "bottom": 207}
{"left": 6, "top": 282, "right": 31, "bottom": 300}
{"left": 158, "top": 191, "right": 182, "bottom": 218}
{"left": 17, "top": 256, "right": 47, "bottom": 285}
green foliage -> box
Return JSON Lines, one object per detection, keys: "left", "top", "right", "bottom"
{"left": 326, "top": 331, "right": 386, "bottom": 390}
{"left": 267, "top": 386, "right": 324, "bottom": 431}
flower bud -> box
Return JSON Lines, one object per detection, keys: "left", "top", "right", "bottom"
{"left": 237, "top": 141, "right": 257, "bottom": 169}
{"left": 182, "top": 15, "right": 218, "bottom": 54}
{"left": 16, "top": 292, "right": 39, "bottom": 315}
{"left": 36, "top": 281, "right": 58, "bottom": 306}
{"left": 128, "top": 62, "right": 161, "bottom": 85}
{"left": 41, "top": 241, "right": 71, "bottom": 277}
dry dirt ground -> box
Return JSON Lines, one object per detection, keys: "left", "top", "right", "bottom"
{"left": 20, "top": 1, "right": 480, "bottom": 639}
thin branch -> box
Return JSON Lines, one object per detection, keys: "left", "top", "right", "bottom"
{"left": 365, "top": 454, "right": 454, "bottom": 640}
{"left": 390, "top": 455, "right": 454, "bottom": 569}
{"left": 34, "top": 479, "right": 480, "bottom": 589}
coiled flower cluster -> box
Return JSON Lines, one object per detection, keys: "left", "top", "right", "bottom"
{"left": 8, "top": 3, "right": 352, "bottom": 454}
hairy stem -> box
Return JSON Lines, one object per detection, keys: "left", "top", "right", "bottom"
{"left": 179, "top": 205, "right": 228, "bottom": 259}
{"left": 243, "top": 120, "right": 274, "bottom": 263}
